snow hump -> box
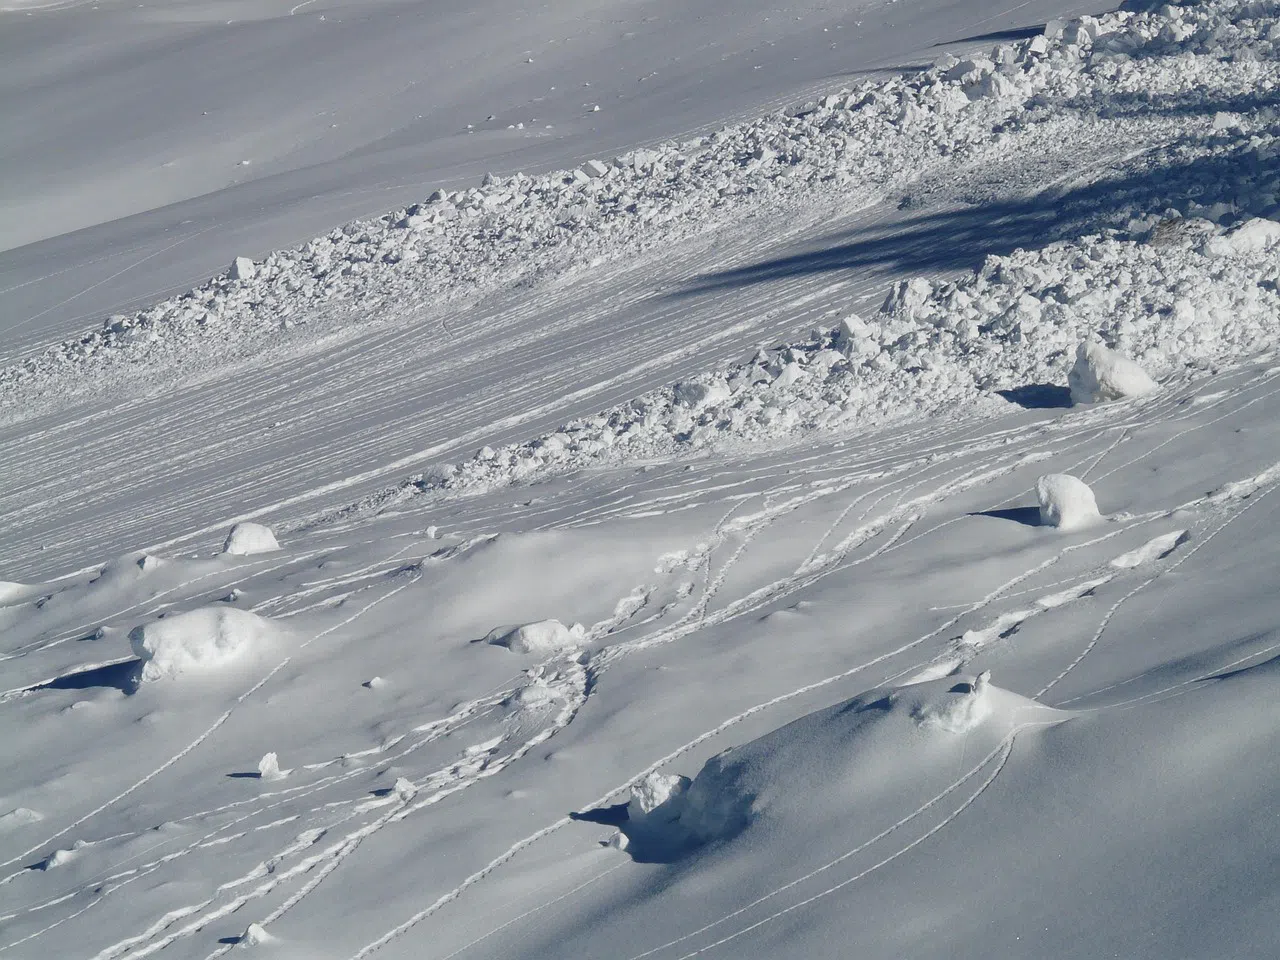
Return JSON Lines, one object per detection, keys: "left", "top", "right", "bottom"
{"left": 129, "top": 606, "right": 280, "bottom": 681}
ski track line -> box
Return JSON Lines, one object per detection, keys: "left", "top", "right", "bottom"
{"left": 667, "top": 731, "right": 1043, "bottom": 959}
{"left": 1038, "top": 478, "right": 1280, "bottom": 699}
{"left": 624, "top": 730, "right": 1033, "bottom": 960}
{"left": 433, "top": 863, "right": 629, "bottom": 960}
{"left": 100, "top": 658, "right": 588, "bottom": 956}
{"left": 344, "top": 517, "right": 1143, "bottom": 958}
{"left": 0, "top": 575, "right": 419, "bottom": 875}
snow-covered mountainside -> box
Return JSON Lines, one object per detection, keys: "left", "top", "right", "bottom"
{"left": 3, "top": 1, "right": 1280, "bottom": 958}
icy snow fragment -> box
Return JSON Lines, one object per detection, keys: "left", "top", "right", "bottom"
{"left": 484, "top": 619, "right": 585, "bottom": 654}
{"left": 1068, "top": 342, "right": 1159, "bottom": 405}
{"left": 129, "top": 606, "right": 278, "bottom": 681}
{"left": 1203, "top": 218, "right": 1280, "bottom": 257}
{"left": 229, "top": 257, "right": 257, "bottom": 281}
{"left": 257, "top": 752, "right": 290, "bottom": 781}
{"left": 393, "top": 777, "right": 418, "bottom": 802}
{"left": 222, "top": 522, "right": 280, "bottom": 556}
{"left": 1036, "top": 474, "right": 1101, "bottom": 531}
{"left": 628, "top": 772, "right": 691, "bottom": 818}
{"left": 581, "top": 159, "right": 610, "bottom": 178}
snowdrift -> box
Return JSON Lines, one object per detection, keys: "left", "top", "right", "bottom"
{"left": 614, "top": 675, "right": 1062, "bottom": 862}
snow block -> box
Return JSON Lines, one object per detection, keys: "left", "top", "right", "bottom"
{"left": 484, "top": 619, "right": 585, "bottom": 654}
{"left": 229, "top": 257, "right": 257, "bottom": 281}
{"left": 673, "top": 378, "right": 730, "bottom": 410}
{"left": 1203, "top": 217, "right": 1280, "bottom": 257}
{"left": 628, "top": 772, "right": 691, "bottom": 819}
{"left": 581, "top": 159, "right": 610, "bottom": 178}
{"left": 129, "top": 606, "right": 278, "bottom": 681}
{"left": 222, "top": 522, "right": 280, "bottom": 556}
{"left": 1068, "top": 341, "right": 1158, "bottom": 405}
{"left": 1036, "top": 474, "right": 1101, "bottom": 531}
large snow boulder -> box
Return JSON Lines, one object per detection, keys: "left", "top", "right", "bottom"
{"left": 1068, "top": 341, "right": 1159, "bottom": 405}
{"left": 1036, "top": 474, "right": 1101, "bottom": 531}
{"left": 222, "top": 522, "right": 280, "bottom": 556}
{"left": 129, "top": 606, "right": 278, "bottom": 681}
{"left": 484, "top": 619, "right": 585, "bottom": 654}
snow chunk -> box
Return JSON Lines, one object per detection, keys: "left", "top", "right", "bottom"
{"left": 129, "top": 606, "right": 278, "bottom": 681}
{"left": 257, "top": 752, "right": 290, "bottom": 781}
{"left": 1068, "top": 341, "right": 1159, "bottom": 405}
{"left": 673, "top": 378, "right": 730, "bottom": 410}
{"left": 1036, "top": 474, "right": 1101, "bottom": 531}
{"left": 484, "top": 619, "right": 585, "bottom": 654}
{"left": 229, "top": 257, "right": 257, "bottom": 281}
{"left": 1203, "top": 218, "right": 1280, "bottom": 257}
{"left": 628, "top": 772, "right": 691, "bottom": 819}
{"left": 222, "top": 522, "right": 280, "bottom": 556}
{"left": 581, "top": 159, "right": 610, "bottom": 178}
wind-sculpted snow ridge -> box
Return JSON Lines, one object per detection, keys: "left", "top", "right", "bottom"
{"left": 358, "top": 209, "right": 1280, "bottom": 507}
{"left": 4, "top": 0, "right": 1279, "bottom": 418}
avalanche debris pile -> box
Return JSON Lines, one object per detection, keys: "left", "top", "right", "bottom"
{"left": 5, "top": 0, "right": 1279, "bottom": 419}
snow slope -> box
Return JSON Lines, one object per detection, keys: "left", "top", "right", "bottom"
{"left": 0, "top": 0, "right": 1111, "bottom": 360}
{"left": 4, "top": 1, "right": 1280, "bottom": 958}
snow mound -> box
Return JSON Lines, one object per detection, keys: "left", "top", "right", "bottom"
{"left": 1036, "top": 474, "right": 1102, "bottom": 531}
{"left": 1068, "top": 341, "right": 1159, "bottom": 405}
{"left": 0, "top": 581, "right": 40, "bottom": 606}
{"left": 913, "top": 669, "right": 993, "bottom": 733}
{"left": 222, "top": 522, "right": 280, "bottom": 556}
{"left": 0, "top": 807, "right": 43, "bottom": 831}
{"left": 129, "top": 606, "right": 279, "bottom": 681}
{"left": 484, "top": 619, "right": 585, "bottom": 654}
{"left": 613, "top": 675, "right": 1059, "bottom": 860}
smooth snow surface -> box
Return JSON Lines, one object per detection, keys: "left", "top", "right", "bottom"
{"left": 5, "top": 1, "right": 1280, "bottom": 959}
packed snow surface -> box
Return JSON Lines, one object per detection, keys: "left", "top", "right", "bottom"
{"left": 4, "top": 1, "right": 1280, "bottom": 959}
